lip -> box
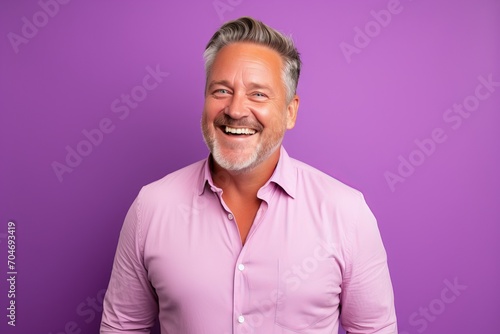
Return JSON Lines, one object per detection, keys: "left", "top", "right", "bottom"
{"left": 219, "top": 124, "right": 259, "bottom": 136}
{"left": 217, "top": 126, "right": 258, "bottom": 139}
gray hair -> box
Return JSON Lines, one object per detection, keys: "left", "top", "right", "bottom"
{"left": 203, "top": 16, "right": 301, "bottom": 103}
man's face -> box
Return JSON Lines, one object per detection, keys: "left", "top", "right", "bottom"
{"left": 202, "top": 42, "right": 298, "bottom": 173}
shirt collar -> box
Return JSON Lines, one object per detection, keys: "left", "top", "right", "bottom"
{"left": 267, "top": 146, "right": 296, "bottom": 198}
{"left": 197, "top": 146, "right": 297, "bottom": 199}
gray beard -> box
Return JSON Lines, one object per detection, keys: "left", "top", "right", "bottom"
{"left": 208, "top": 137, "right": 282, "bottom": 174}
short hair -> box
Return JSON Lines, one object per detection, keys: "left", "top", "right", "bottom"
{"left": 203, "top": 16, "right": 301, "bottom": 103}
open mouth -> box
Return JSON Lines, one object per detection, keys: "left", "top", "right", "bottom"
{"left": 221, "top": 126, "right": 257, "bottom": 136}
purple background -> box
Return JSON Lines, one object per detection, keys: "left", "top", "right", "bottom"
{"left": 1, "top": 0, "right": 499, "bottom": 333}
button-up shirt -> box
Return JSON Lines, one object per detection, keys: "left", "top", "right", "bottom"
{"left": 101, "top": 147, "right": 397, "bottom": 333}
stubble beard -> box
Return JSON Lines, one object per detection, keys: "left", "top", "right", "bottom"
{"left": 201, "top": 114, "right": 285, "bottom": 174}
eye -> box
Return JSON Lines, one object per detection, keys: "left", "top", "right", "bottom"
{"left": 213, "top": 89, "right": 230, "bottom": 95}
{"left": 252, "top": 92, "right": 268, "bottom": 98}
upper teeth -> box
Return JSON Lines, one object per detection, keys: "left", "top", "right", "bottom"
{"left": 225, "top": 126, "right": 256, "bottom": 135}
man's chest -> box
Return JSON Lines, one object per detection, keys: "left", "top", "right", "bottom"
{"left": 142, "top": 200, "right": 345, "bottom": 331}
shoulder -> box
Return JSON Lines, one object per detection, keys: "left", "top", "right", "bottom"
{"left": 290, "top": 157, "right": 365, "bottom": 205}
{"left": 289, "top": 158, "right": 378, "bottom": 248}
{"left": 137, "top": 159, "right": 206, "bottom": 206}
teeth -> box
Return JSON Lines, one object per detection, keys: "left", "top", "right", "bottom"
{"left": 225, "top": 126, "right": 256, "bottom": 135}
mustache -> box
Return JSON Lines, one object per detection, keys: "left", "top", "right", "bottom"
{"left": 213, "top": 114, "right": 263, "bottom": 131}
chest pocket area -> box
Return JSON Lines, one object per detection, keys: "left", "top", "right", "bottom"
{"left": 275, "top": 256, "right": 341, "bottom": 331}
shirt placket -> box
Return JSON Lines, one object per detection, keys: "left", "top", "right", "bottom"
{"left": 213, "top": 183, "right": 273, "bottom": 333}
{"left": 232, "top": 202, "right": 270, "bottom": 333}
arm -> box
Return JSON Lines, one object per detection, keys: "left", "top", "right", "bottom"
{"left": 340, "top": 196, "right": 397, "bottom": 334}
{"left": 100, "top": 195, "right": 158, "bottom": 333}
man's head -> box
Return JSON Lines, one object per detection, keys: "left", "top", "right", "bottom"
{"left": 203, "top": 17, "right": 301, "bottom": 103}
{"left": 201, "top": 17, "right": 302, "bottom": 174}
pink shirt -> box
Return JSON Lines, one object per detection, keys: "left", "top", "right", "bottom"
{"left": 101, "top": 147, "right": 397, "bottom": 333}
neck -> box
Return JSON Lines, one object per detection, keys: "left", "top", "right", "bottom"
{"left": 211, "top": 148, "right": 281, "bottom": 198}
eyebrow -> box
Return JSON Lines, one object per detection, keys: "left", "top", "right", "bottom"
{"left": 207, "top": 80, "right": 231, "bottom": 90}
{"left": 207, "top": 80, "right": 273, "bottom": 92}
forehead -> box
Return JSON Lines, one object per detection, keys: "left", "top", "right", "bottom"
{"left": 210, "top": 42, "right": 283, "bottom": 80}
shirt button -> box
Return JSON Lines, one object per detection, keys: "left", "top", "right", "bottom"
{"left": 228, "top": 213, "right": 234, "bottom": 220}
{"left": 238, "top": 315, "right": 245, "bottom": 323}
{"left": 238, "top": 263, "right": 245, "bottom": 271}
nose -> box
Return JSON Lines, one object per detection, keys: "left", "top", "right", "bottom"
{"left": 224, "top": 93, "right": 249, "bottom": 120}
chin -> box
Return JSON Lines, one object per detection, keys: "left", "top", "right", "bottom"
{"left": 212, "top": 141, "right": 282, "bottom": 174}
{"left": 213, "top": 149, "right": 259, "bottom": 173}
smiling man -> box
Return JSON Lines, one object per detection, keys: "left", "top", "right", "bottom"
{"left": 101, "top": 17, "right": 397, "bottom": 334}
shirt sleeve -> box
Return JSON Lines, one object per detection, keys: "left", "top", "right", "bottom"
{"left": 339, "top": 195, "right": 398, "bottom": 334}
{"left": 100, "top": 194, "right": 159, "bottom": 333}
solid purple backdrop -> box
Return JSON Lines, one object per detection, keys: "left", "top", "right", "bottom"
{"left": 1, "top": 0, "right": 499, "bottom": 333}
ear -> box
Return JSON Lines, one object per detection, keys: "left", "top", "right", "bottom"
{"left": 286, "top": 95, "right": 300, "bottom": 130}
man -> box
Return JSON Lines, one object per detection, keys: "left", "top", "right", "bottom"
{"left": 101, "top": 16, "right": 397, "bottom": 334}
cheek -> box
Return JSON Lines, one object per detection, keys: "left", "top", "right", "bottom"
{"left": 253, "top": 104, "right": 282, "bottom": 124}
{"left": 263, "top": 107, "right": 288, "bottom": 129}
{"left": 202, "top": 102, "right": 216, "bottom": 121}
{"left": 204, "top": 99, "right": 225, "bottom": 118}
{"left": 201, "top": 107, "right": 214, "bottom": 132}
